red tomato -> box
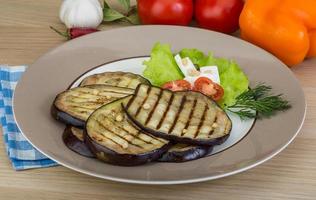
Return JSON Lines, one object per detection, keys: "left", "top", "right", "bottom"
{"left": 162, "top": 80, "right": 192, "bottom": 91}
{"left": 195, "top": 0, "right": 244, "bottom": 34}
{"left": 193, "top": 77, "right": 224, "bottom": 101}
{"left": 137, "top": 0, "right": 194, "bottom": 26}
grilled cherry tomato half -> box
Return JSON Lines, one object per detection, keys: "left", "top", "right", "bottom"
{"left": 193, "top": 77, "right": 224, "bottom": 101}
{"left": 162, "top": 80, "right": 192, "bottom": 91}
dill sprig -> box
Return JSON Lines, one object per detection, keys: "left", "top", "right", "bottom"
{"left": 226, "top": 84, "right": 291, "bottom": 119}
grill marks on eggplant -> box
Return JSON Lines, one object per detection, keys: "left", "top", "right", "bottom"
{"left": 146, "top": 90, "right": 172, "bottom": 129}
{"left": 80, "top": 72, "right": 151, "bottom": 89}
{"left": 180, "top": 99, "right": 197, "bottom": 136}
{"left": 124, "top": 84, "right": 232, "bottom": 145}
{"left": 53, "top": 85, "right": 134, "bottom": 124}
{"left": 86, "top": 96, "right": 169, "bottom": 156}
{"left": 195, "top": 104, "right": 208, "bottom": 138}
{"left": 168, "top": 95, "right": 186, "bottom": 134}
{"left": 156, "top": 93, "right": 174, "bottom": 130}
{"left": 135, "top": 86, "right": 153, "bottom": 118}
{"left": 53, "top": 71, "right": 234, "bottom": 165}
{"left": 93, "top": 114, "right": 155, "bottom": 151}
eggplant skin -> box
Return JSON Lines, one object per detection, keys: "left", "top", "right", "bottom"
{"left": 158, "top": 144, "right": 214, "bottom": 163}
{"left": 63, "top": 126, "right": 94, "bottom": 158}
{"left": 51, "top": 104, "right": 85, "bottom": 128}
{"left": 84, "top": 130, "right": 172, "bottom": 166}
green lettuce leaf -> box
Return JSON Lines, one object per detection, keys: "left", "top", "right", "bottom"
{"left": 179, "top": 48, "right": 205, "bottom": 69}
{"left": 179, "top": 49, "right": 249, "bottom": 107}
{"left": 143, "top": 43, "right": 184, "bottom": 86}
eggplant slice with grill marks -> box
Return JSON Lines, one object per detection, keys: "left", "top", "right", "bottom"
{"left": 52, "top": 84, "right": 134, "bottom": 128}
{"left": 158, "top": 144, "right": 213, "bottom": 162}
{"left": 85, "top": 96, "right": 171, "bottom": 166}
{"left": 63, "top": 126, "right": 95, "bottom": 158}
{"left": 80, "top": 72, "right": 151, "bottom": 89}
{"left": 124, "top": 84, "right": 232, "bottom": 146}
{"left": 63, "top": 124, "right": 211, "bottom": 162}
{"left": 63, "top": 126, "right": 212, "bottom": 162}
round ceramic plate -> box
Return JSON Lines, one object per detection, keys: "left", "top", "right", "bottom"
{"left": 13, "top": 26, "right": 306, "bottom": 185}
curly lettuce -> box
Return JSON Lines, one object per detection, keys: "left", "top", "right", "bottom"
{"left": 143, "top": 43, "right": 184, "bottom": 86}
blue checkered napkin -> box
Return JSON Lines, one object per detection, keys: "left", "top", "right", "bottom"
{"left": 0, "top": 66, "right": 58, "bottom": 170}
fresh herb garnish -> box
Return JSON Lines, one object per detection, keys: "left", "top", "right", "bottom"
{"left": 226, "top": 84, "right": 291, "bottom": 119}
{"left": 103, "top": 0, "right": 140, "bottom": 25}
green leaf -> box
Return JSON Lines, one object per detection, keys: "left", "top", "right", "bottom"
{"left": 143, "top": 43, "right": 184, "bottom": 86}
{"left": 126, "top": 13, "right": 140, "bottom": 25}
{"left": 179, "top": 49, "right": 206, "bottom": 69}
{"left": 118, "top": 0, "right": 130, "bottom": 12}
{"left": 103, "top": 0, "right": 110, "bottom": 9}
{"left": 103, "top": 7, "right": 125, "bottom": 22}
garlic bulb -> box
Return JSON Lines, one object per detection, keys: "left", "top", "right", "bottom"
{"left": 60, "top": 0, "right": 103, "bottom": 29}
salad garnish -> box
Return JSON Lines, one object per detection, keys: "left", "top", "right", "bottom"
{"left": 143, "top": 43, "right": 291, "bottom": 120}
{"left": 227, "top": 84, "right": 291, "bottom": 119}
{"left": 143, "top": 42, "right": 249, "bottom": 107}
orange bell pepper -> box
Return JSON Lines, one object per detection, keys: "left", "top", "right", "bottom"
{"left": 239, "top": 0, "right": 316, "bottom": 66}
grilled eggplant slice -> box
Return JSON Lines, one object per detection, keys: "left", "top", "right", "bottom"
{"left": 52, "top": 84, "right": 134, "bottom": 127}
{"left": 63, "top": 126, "right": 94, "bottom": 158}
{"left": 158, "top": 144, "right": 213, "bottom": 162}
{"left": 80, "top": 72, "right": 151, "bottom": 89}
{"left": 124, "top": 84, "right": 232, "bottom": 146}
{"left": 85, "top": 96, "right": 171, "bottom": 166}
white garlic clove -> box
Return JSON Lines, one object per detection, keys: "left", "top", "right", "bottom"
{"left": 59, "top": 0, "right": 103, "bottom": 29}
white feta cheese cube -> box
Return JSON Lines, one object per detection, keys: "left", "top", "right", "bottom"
{"left": 199, "top": 66, "right": 221, "bottom": 84}
{"left": 174, "top": 54, "right": 199, "bottom": 77}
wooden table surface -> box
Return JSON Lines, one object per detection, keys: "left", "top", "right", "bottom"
{"left": 1, "top": 0, "right": 316, "bottom": 199}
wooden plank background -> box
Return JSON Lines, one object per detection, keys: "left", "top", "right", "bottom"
{"left": 0, "top": 0, "right": 315, "bottom": 199}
